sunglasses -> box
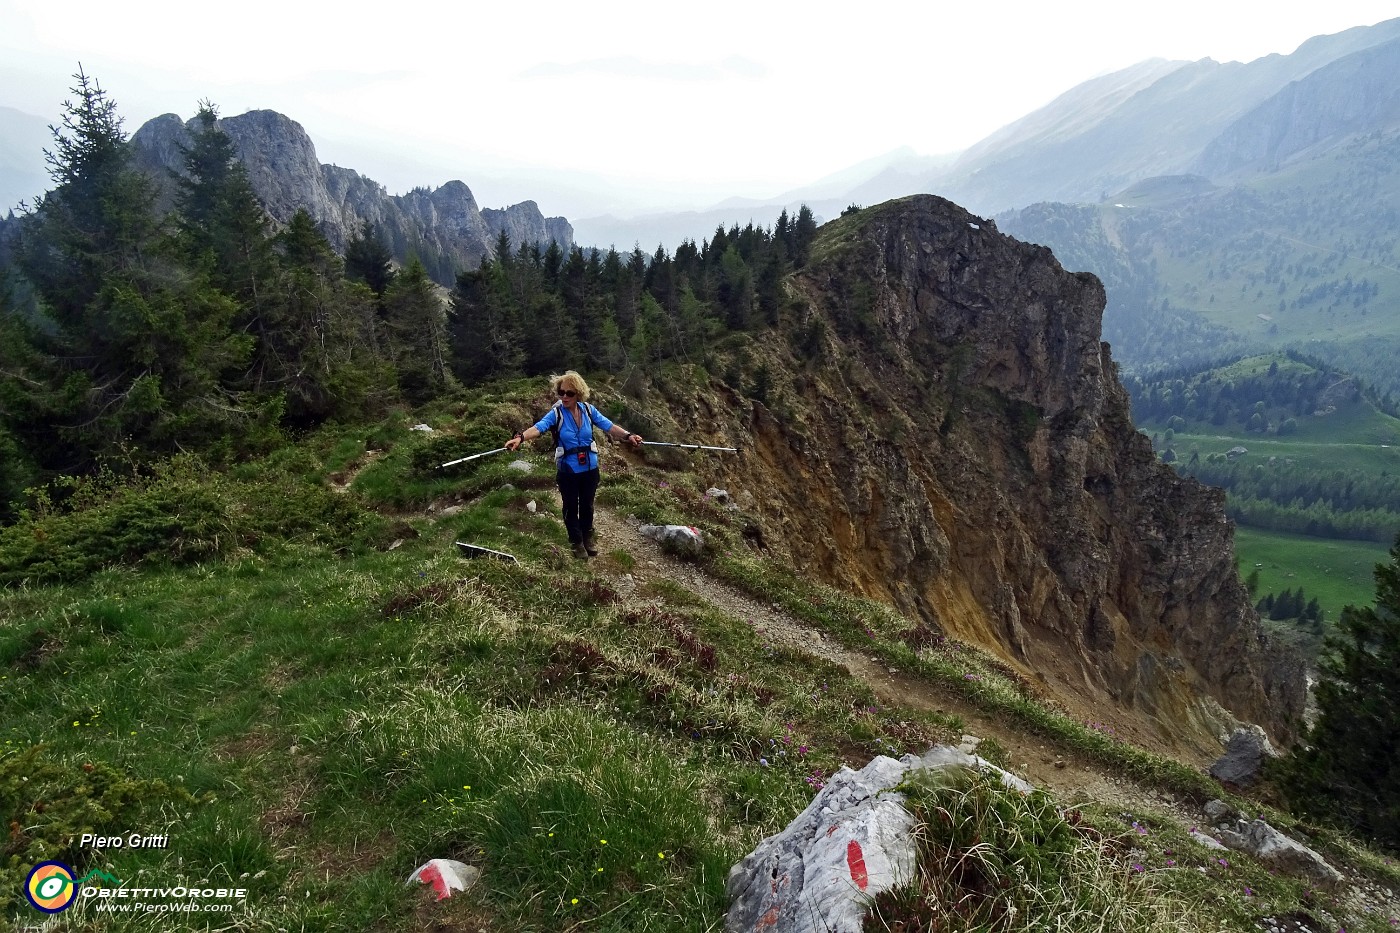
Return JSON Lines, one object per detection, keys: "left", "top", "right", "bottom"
{"left": 557, "top": 388, "right": 578, "bottom": 398}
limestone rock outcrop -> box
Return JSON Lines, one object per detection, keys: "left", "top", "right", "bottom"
{"left": 687, "top": 195, "right": 1304, "bottom": 753}
{"left": 1205, "top": 806, "right": 1343, "bottom": 887}
{"left": 129, "top": 110, "right": 572, "bottom": 270}
{"left": 1209, "top": 725, "right": 1279, "bottom": 787}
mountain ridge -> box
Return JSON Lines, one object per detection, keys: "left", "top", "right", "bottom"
{"left": 1194, "top": 37, "right": 1400, "bottom": 178}
{"left": 931, "top": 17, "right": 1400, "bottom": 214}
{"left": 662, "top": 195, "right": 1304, "bottom": 753}
{"left": 128, "top": 108, "right": 573, "bottom": 278}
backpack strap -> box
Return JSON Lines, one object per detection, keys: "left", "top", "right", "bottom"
{"left": 551, "top": 402, "right": 600, "bottom": 462}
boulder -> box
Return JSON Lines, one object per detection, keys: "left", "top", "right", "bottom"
{"left": 705, "top": 488, "right": 739, "bottom": 510}
{"left": 1215, "top": 820, "right": 1342, "bottom": 887}
{"left": 1209, "top": 725, "right": 1277, "bottom": 787}
{"left": 1189, "top": 828, "right": 1229, "bottom": 851}
{"left": 1203, "top": 799, "right": 1236, "bottom": 824}
{"left": 639, "top": 524, "right": 705, "bottom": 557}
{"left": 725, "top": 747, "right": 1031, "bottom": 933}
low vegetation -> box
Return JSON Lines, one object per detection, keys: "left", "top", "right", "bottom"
{"left": 3, "top": 389, "right": 1398, "bottom": 931}
{"left": 2, "top": 74, "right": 1397, "bottom": 931}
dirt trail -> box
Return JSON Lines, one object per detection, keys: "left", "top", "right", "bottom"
{"left": 419, "top": 479, "right": 1396, "bottom": 923}
{"left": 587, "top": 507, "right": 1194, "bottom": 822}
{"left": 583, "top": 510, "right": 1400, "bottom": 919}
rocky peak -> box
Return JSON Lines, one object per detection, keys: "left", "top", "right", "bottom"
{"left": 481, "top": 200, "right": 574, "bottom": 256}
{"left": 698, "top": 195, "right": 1304, "bottom": 753}
{"left": 127, "top": 109, "right": 573, "bottom": 275}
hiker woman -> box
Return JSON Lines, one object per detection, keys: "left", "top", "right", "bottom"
{"left": 506, "top": 371, "right": 643, "bottom": 558}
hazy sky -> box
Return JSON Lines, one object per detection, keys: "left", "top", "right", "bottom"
{"left": 2, "top": 0, "right": 1397, "bottom": 217}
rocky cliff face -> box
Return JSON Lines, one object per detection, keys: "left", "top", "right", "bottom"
{"left": 129, "top": 110, "right": 572, "bottom": 272}
{"left": 1193, "top": 38, "right": 1400, "bottom": 178}
{"left": 678, "top": 196, "right": 1305, "bottom": 754}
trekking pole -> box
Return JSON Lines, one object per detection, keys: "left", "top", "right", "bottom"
{"left": 640, "top": 442, "right": 739, "bottom": 453}
{"left": 438, "top": 447, "right": 509, "bottom": 469}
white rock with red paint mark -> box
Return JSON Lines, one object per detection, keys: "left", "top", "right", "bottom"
{"left": 724, "top": 748, "right": 1031, "bottom": 933}
{"left": 407, "top": 858, "right": 480, "bottom": 901}
{"left": 639, "top": 524, "right": 705, "bottom": 556}
{"left": 724, "top": 755, "right": 913, "bottom": 933}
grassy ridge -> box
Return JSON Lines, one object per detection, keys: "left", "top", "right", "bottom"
{"left": 0, "top": 390, "right": 959, "bottom": 930}
{"left": 3, "top": 383, "right": 1399, "bottom": 931}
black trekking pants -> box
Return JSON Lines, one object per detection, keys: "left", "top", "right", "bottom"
{"left": 557, "top": 467, "right": 600, "bottom": 544}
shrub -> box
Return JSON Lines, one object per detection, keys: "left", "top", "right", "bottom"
{"left": 867, "top": 769, "right": 1191, "bottom": 932}
{"left": 0, "top": 455, "right": 380, "bottom": 586}
{"left": 1, "top": 746, "right": 194, "bottom": 911}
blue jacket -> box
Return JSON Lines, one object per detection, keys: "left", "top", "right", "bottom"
{"left": 534, "top": 402, "right": 615, "bottom": 473}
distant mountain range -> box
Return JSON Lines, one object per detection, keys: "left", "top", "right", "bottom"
{"left": 4, "top": 17, "right": 1398, "bottom": 386}
{"left": 993, "top": 23, "right": 1400, "bottom": 395}
{"left": 930, "top": 19, "right": 1400, "bottom": 213}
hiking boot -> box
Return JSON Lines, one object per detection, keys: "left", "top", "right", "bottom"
{"left": 571, "top": 541, "right": 588, "bottom": 559}
{"left": 584, "top": 532, "right": 598, "bottom": 557}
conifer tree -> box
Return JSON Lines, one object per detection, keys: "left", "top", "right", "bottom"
{"left": 271, "top": 210, "right": 392, "bottom": 421}
{"left": 543, "top": 240, "right": 564, "bottom": 291}
{"left": 629, "top": 292, "right": 666, "bottom": 367}
{"left": 793, "top": 205, "right": 818, "bottom": 267}
{"left": 717, "top": 245, "right": 753, "bottom": 330}
{"left": 1305, "top": 596, "right": 1323, "bottom": 623}
{"left": 174, "top": 102, "right": 291, "bottom": 405}
{"left": 1281, "top": 535, "right": 1400, "bottom": 847}
{"left": 757, "top": 251, "right": 785, "bottom": 325}
{"left": 775, "top": 208, "right": 792, "bottom": 255}
{"left": 174, "top": 103, "right": 275, "bottom": 307}
{"left": 448, "top": 259, "right": 522, "bottom": 383}
{"left": 383, "top": 257, "right": 450, "bottom": 403}
{"left": 11, "top": 69, "right": 251, "bottom": 463}
{"left": 278, "top": 209, "right": 340, "bottom": 275}
{"left": 345, "top": 220, "right": 396, "bottom": 297}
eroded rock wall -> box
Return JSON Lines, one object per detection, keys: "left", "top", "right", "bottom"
{"left": 129, "top": 110, "right": 572, "bottom": 269}
{"left": 680, "top": 196, "right": 1304, "bottom": 753}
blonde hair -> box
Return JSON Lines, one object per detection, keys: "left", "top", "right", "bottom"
{"left": 550, "top": 370, "right": 592, "bottom": 404}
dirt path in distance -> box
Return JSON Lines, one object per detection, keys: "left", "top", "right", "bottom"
{"left": 587, "top": 507, "right": 1199, "bottom": 824}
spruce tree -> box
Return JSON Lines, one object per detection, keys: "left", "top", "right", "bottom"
{"left": 12, "top": 69, "right": 251, "bottom": 463}
{"left": 793, "top": 205, "right": 818, "bottom": 267}
{"left": 383, "top": 258, "right": 450, "bottom": 403}
{"left": 20, "top": 68, "right": 157, "bottom": 326}
{"left": 272, "top": 210, "right": 392, "bottom": 421}
{"left": 1281, "top": 535, "right": 1400, "bottom": 847}
{"left": 345, "top": 220, "right": 396, "bottom": 297}
{"left": 448, "top": 259, "right": 522, "bottom": 383}
{"left": 716, "top": 246, "right": 753, "bottom": 330}
{"left": 174, "top": 102, "right": 274, "bottom": 308}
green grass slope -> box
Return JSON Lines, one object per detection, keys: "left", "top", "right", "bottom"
{"left": 1235, "top": 526, "right": 1391, "bottom": 629}
{"left": 3, "top": 377, "right": 1398, "bottom": 931}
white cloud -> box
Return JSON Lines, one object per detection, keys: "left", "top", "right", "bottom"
{"left": 520, "top": 55, "right": 768, "bottom": 82}
{"left": 1, "top": 0, "right": 1397, "bottom": 215}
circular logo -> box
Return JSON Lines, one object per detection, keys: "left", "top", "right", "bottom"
{"left": 25, "top": 861, "right": 77, "bottom": 913}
